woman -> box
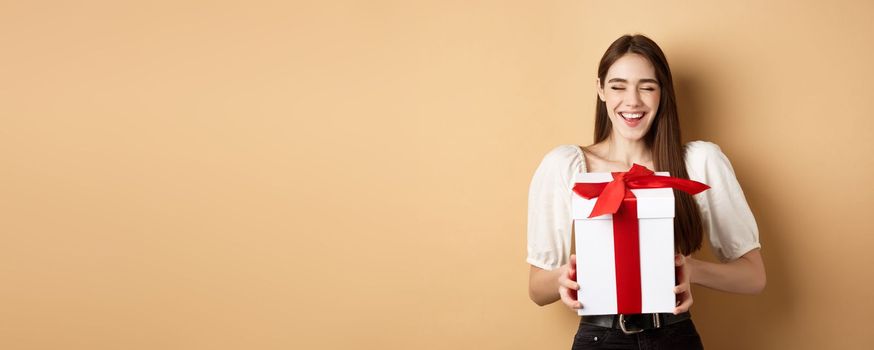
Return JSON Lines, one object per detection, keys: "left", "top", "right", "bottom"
{"left": 526, "top": 34, "right": 766, "bottom": 349}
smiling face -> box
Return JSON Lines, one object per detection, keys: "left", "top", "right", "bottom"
{"left": 596, "top": 53, "right": 661, "bottom": 142}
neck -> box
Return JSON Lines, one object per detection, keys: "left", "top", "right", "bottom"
{"left": 598, "top": 134, "right": 652, "bottom": 167}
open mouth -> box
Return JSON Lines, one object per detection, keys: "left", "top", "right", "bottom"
{"left": 619, "top": 112, "right": 645, "bottom": 127}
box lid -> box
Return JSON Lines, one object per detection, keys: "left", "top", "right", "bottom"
{"left": 572, "top": 171, "right": 675, "bottom": 220}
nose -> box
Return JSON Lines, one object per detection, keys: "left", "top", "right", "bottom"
{"left": 625, "top": 89, "right": 642, "bottom": 107}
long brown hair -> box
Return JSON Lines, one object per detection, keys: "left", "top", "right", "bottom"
{"left": 594, "top": 34, "right": 704, "bottom": 255}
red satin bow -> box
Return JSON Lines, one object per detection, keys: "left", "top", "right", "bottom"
{"left": 572, "top": 164, "right": 710, "bottom": 218}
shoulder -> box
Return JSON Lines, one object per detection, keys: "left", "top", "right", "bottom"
{"left": 542, "top": 144, "right": 583, "bottom": 163}
{"left": 684, "top": 140, "right": 725, "bottom": 162}
{"left": 540, "top": 144, "right": 585, "bottom": 172}
{"left": 683, "top": 140, "right": 736, "bottom": 181}
{"left": 531, "top": 145, "right": 585, "bottom": 185}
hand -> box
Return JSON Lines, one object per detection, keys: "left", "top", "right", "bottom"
{"left": 673, "top": 254, "right": 693, "bottom": 314}
{"left": 558, "top": 254, "right": 582, "bottom": 310}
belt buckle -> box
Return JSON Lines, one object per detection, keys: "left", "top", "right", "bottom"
{"left": 618, "top": 314, "right": 661, "bottom": 335}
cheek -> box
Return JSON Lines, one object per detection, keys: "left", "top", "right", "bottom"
{"left": 647, "top": 94, "right": 660, "bottom": 114}
{"left": 604, "top": 94, "right": 622, "bottom": 111}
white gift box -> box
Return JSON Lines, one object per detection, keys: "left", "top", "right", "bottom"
{"left": 572, "top": 171, "right": 676, "bottom": 316}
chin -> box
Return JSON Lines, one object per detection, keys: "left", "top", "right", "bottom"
{"left": 616, "top": 130, "right": 648, "bottom": 142}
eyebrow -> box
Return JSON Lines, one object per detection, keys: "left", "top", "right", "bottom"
{"left": 607, "top": 78, "right": 660, "bottom": 84}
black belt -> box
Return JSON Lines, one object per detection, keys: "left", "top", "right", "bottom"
{"left": 581, "top": 312, "right": 691, "bottom": 335}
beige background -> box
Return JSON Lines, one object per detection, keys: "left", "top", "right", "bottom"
{"left": 2, "top": 1, "right": 873, "bottom": 349}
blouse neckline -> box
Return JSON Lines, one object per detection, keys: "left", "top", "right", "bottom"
{"left": 576, "top": 145, "right": 589, "bottom": 173}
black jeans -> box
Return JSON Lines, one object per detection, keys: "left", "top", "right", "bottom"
{"left": 571, "top": 318, "right": 704, "bottom": 350}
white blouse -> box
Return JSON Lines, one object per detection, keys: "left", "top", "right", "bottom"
{"left": 526, "top": 141, "right": 761, "bottom": 270}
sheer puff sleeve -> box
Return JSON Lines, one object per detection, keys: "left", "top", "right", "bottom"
{"left": 685, "top": 141, "right": 762, "bottom": 262}
{"left": 526, "top": 145, "right": 584, "bottom": 271}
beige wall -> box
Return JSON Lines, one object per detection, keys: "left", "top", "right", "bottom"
{"left": 2, "top": 1, "right": 872, "bottom": 349}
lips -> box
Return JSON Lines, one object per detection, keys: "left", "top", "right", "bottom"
{"left": 619, "top": 112, "right": 645, "bottom": 127}
{"left": 619, "top": 112, "right": 644, "bottom": 120}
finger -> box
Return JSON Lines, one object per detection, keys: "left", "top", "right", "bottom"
{"left": 559, "top": 286, "right": 572, "bottom": 306}
{"left": 673, "top": 282, "right": 690, "bottom": 295}
{"left": 570, "top": 254, "right": 577, "bottom": 271}
{"left": 559, "top": 286, "right": 582, "bottom": 309}
{"left": 559, "top": 276, "right": 580, "bottom": 291}
{"left": 673, "top": 294, "right": 693, "bottom": 314}
{"left": 560, "top": 265, "right": 579, "bottom": 290}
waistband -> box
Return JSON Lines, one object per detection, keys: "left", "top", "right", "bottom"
{"left": 580, "top": 312, "right": 692, "bottom": 335}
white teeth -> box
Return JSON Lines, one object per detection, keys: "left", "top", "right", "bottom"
{"left": 620, "top": 112, "right": 643, "bottom": 119}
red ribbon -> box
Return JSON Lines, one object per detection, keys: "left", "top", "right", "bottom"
{"left": 572, "top": 164, "right": 709, "bottom": 314}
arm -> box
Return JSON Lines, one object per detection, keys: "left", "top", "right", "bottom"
{"left": 528, "top": 265, "right": 561, "bottom": 306}
{"left": 684, "top": 142, "right": 766, "bottom": 295}
{"left": 528, "top": 255, "right": 581, "bottom": 308}
{"left": 687, "top": 248, "right": 766, "bottom": 294}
